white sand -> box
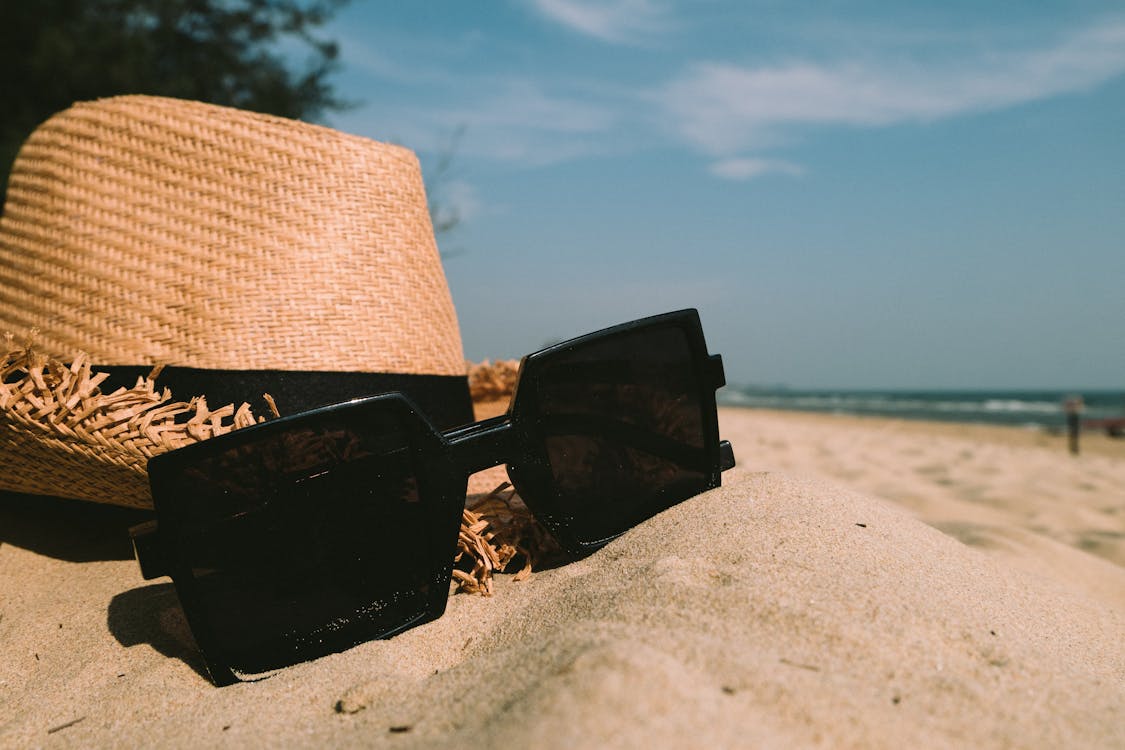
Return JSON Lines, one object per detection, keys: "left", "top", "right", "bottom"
{"left": 2, "top": 408, "right": 1122, "bottom": 748}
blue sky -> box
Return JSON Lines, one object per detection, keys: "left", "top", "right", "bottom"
{"left": 315, "top": 1, "right": 1124, "bottom": 390}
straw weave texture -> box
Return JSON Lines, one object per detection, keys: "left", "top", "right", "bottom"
{"left": 0, "top": 95, "right": 464, "bottom": 375}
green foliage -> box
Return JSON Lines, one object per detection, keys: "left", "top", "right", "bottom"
{"left": 0, "top": 0, "right": 349, "bottom": 203}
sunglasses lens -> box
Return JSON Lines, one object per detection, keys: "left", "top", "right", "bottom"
{"left": 152, "top": 402, "right": 451, "bottom": 678}
{"left": 524, "top": 321, "right": 713, "bottom": 548}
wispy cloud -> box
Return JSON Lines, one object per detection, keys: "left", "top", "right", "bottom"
{"left": 335, "top": 77, "right": 622, "bottom": 166}
{"left": 440, "top": 79, "right": 618, "bottom": 163}
{"left": 708, "top": 157, "right": 805, "bottom": 181}
{"left": 657, "top": 20, "right": 1125, "bottom": 155}
{"left": 530, "top": 0, "right": 672, "bottom": 44}
{"left": 454, "top": 79, "right": 615, "bottom": 135}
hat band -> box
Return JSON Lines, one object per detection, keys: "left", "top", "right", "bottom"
{"left": 98, "top": 367, "right": 474, "bottom": 431}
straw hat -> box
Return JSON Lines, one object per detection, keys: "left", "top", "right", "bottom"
{"left": 0, "top": 95, "right": 472, "bottom": 510}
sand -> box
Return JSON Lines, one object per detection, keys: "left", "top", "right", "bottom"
{"left": 2, "top": 407, "right": 1123, "bottom": 748}
{"left": 739, "top": 409, "right": 1125, "bottom": 612}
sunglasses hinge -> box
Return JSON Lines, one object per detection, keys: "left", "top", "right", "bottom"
{"left": 129, "top": 520, "right": 167, "bottom": 580}
{"left": 708, "top": 354, "right": 726, "bottom": 389}
{"left": 445, "top": 415, "right": 515, "bottom": 475}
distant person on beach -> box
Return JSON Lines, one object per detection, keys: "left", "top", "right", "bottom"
{"left": 1064, "top": 396, "right": 1084, "bottom": 455}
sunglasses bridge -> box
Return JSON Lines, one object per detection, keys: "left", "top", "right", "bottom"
{"left": 443, "top": 415, "right": 515, "bottom": 477}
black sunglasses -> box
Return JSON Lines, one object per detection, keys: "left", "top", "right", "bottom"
{"left": 130, "top": 309, "right": 735, "bottom": 685}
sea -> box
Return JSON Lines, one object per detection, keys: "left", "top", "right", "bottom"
{"left": 718, "top": 388, "right": 1125, "bottom": 430}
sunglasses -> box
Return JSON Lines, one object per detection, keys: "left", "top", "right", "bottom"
{"left": 129, "top": 309, "right": 735, "bottom": 685}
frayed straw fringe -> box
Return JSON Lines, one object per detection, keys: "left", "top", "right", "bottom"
{"left": 1, "top": 334, "right": 269, "bottom": 456}
{"left": 456, "top": 483, "right": 561, "bottom": 596}
{"left": 468, "top": 359, "right": 520, "bottom": 403}
{"left": 0, "top": 334, "right": 271, "bottom": 507}
{"left": 0, "top": 335, "right": 549, "bottom": 595}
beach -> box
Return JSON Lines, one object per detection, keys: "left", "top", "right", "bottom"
{"left": 738, "top": 408, "right": 1125, "bottom": 611}
{"left": 2, "top": 407, "right": 1123, "bottom": 748}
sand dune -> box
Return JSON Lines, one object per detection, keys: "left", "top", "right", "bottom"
{"left": 2, "top": 408, "right": 1122, "bottom": 748}
{"left": 737, "top": 409, "right": 1125, "bottom": 613}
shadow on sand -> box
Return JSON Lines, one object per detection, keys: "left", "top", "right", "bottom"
{"left": 0, "top": 490, "right": 151, "bottom": 562}
{"left": 107, "top": 582, "right": 212, "bottom": 682}
{"left": 0, "top": 490, "right": 211, "bottom": 681}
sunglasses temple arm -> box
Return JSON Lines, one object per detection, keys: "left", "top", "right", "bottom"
{"left": 719, "top": 440, "right": 735, "bottom": 472}
{"left": 711, "top": 354, "right": 735, "bottom": 472}
{"left": 129, "top": 520, "right": 169, "bottom": 580}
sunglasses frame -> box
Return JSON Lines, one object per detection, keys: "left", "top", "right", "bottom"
{"left": 131, "top": 309, "right": 733, "bottom": 685}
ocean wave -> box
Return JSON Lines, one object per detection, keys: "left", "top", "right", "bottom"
{"left": 719, "top": 388, "right": 1125, "bottom": 427}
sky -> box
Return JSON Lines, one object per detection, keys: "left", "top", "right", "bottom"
{"left": 313, "top": 1, "right": 1125, "bottom": 390}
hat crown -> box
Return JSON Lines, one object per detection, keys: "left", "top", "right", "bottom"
{"left": 0, "top": 95, "right": 464, "bottom": 375}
